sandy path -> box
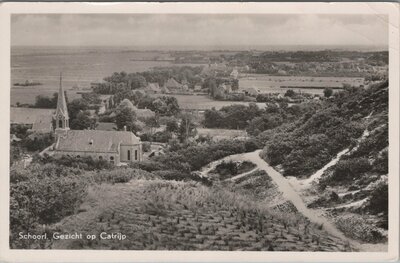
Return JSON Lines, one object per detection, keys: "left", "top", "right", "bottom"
{"left": 199, "top": 149, "right": 390, "bottom": 251}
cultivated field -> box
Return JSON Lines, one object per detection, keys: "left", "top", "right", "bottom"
{"left": 239, "top": 75, "right": 365, "bottom": 95}
{"left": 52, "top": 173, "right": 352, "bottom": 251}
{"left": 152, "top": 94, "right": 267, "bottom": 110}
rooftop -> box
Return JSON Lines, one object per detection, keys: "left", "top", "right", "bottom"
{"left": 55, "top": 130, "right": 140, "bottom": 153}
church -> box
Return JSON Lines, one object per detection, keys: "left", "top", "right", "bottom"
{"left": 51, "top": 75, "right": 142, "bottom": 165}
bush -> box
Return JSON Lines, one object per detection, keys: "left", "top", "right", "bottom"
{"left": 36, "top": 155, "right": 112, "bottom": 171}
{"left": 142, "top": 142, "right": 151, "bottom": 152}
{"left": 366, "top": 181, "right": 388, "bottom": 216}
{"left": 10, "top": 165, "right": 88, "bottom": 248}
{"left": 154, "top": 139, "right": 249, "bottom": 172}
{"left": 130, "top": 160, "right": 167, "bottom": 172}
{"left": 22, "top": 133, "right": 54, "bottom": 152}
{"left": 153, "top": 170, "right": 211, "bottom": 186}
{"left": 87, "top": 168, "right": 159, "bottom": 184}
{"left": 330, "top": 157, "right": 372, "bottom": 182}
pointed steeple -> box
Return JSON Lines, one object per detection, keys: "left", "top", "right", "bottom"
{"left": 56, "top": 72, "right": 69, "bottom": 119}
{"left": 55, "top": 73, "right": 70, "bottom": 132}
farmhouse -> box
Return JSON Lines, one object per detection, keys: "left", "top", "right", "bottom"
{"left": 52, "top": 77, "right": 142, "bottom": 165}
{"left": 145, "top": 83, "right": 161, "bottom": 94}
{"left": 165, "top": 78, "right": 188, "bottom": 93}
{"left": 117, "top": 99, "right": 156, "bottom": 120}
{"left": 243, "top": 87, "right": 260, "bottom": 97}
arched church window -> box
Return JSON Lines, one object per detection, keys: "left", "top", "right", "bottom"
{"left": 127, "top": 150, "right": 131, "bottom": 161}
{"left": 58, "top": 119, "right": 63, "bottom": 128}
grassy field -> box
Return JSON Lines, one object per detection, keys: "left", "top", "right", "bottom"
{"left": 152, "top": 94, "right": 267, "bottom": 110}
{"left": 239, "top": 75, "right": 364, "bottom": 95}
{"left": 197, "top": 128, "right": 248, "bottom": 141}
{"left": 51, "top": 172, "right": 352, "bottom": 251}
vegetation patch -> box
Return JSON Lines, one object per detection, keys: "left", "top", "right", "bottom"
{"left": 210, "top": 161, "right": 256, "bottom": 180}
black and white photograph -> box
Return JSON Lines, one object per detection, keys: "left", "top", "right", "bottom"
{"left": 1, "top": 2, "right": 399, "bottom": 262}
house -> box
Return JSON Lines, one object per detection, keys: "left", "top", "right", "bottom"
{"left": 165, "top": 78, "right": 182, "bottom": 90}
{"left": 118, "top": 99, "right": 156, "bottom": 120}
{"left": 230, "top": 69, "right": 239, "bottom": 79}
{"left": 160, "top": 86, "right": 171, "bottom": 94}
{"left": 145, "top": 83, "right": 161, "bottom": 94}
{"left": 165, "top": 78, "right": 188, "bottom": 93}
{"left": 243, "top": 87, "right": 260, "bottom": 97}
{"left": 201, "top": 63, "right": 228, "bottom": 77}
{"left": 10, "top": 134, "right": 21, "bottom": 143}
{"left": 52, "top": 75, "right": 142, "bottom": 165}
{"left": 214, "top": 83, "right": 232, "bottom": 98}
{"left": 194, "top": 84, "right": 203, "bottom": 92}
{"left": 99, "top": 95, "right": 114, "bottom": 110}
{"left": 10, "top": 107, "right": 54, "bottom": 133}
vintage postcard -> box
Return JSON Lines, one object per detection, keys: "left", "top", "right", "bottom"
{"left": 0, "top": 2, "right": 399, "bottom": 262}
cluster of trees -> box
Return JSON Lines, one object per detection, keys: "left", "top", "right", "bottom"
{"left": 203, "top": 102, "right": 318, "bottom": 137}
{"left": 33, "top": 93, "right": 62, "bottom": 109}
{"left": 153, "top": 138, "right": 258, "bottom": 173}
{"left": 93, "top": 66, "right": 203, "bottom": 95}
{"left": 201, "top": 77, "right": 239, "bottom": 99}
{"left": 111, "top": 91, "right": 180, "bottom": 116}
{"left": 260, "top": 80, "right": 388, "bottom": 178}
{"left": 203, "top": 104, "right": 262, "bottom": 130}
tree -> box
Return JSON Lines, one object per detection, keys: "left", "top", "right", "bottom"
{"left": 284, "top": 89, "right": 296, "bottom": 98}
{"left": 203, "top": 108, "right": 224, "bottom": 128}
{"left": 115, "top": 107, "right": 136, "bottom": 131}
{"left": 68, "top": 99, "right": 89, "bottom": 121}
{"left": 144, "top": 116, "right": 160, "bottom": 138}
{"left": 70, "top": 111, "right": 94, "bottom": 130}
{"left": 323, "top": 88, "right": 333, "bottom": 98}
{"left": 202, "top": 77, "right": 217, "bottom": 97}
{"left": 166, "top": 118, "right": 179, "bottom": 133}
{"left": 178, "top": 114, "right": 197, "bottom": 142}
{"left": 127, "top": 73, "right": 147, "bottom": 90}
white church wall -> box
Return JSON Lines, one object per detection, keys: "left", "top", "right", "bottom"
{"left": 120, "top": 144, "right": 141, "bottom": 162}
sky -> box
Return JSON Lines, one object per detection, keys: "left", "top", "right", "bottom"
{"left": 11, "top": 14, "right": 389, "bottom": 48}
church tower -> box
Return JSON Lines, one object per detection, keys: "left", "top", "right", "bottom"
{"left": 55, "top": 73, "right": 70, "bottom": 136}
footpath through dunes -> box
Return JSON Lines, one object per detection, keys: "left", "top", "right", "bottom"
{"left": 200, "top": 149, "right": 387, "bottom": 252}
{"left": 201, "top": 150, "right": 347, "bottom": 239}
{"left": 52, "top": 179, "right": 351, "bottom": 251}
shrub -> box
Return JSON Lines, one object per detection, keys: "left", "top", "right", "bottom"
{"left": 35, "top": 155, "right": 112, "bottom": 171}
{"left": 10, "top": 168, "right": 88, "bottom": 248}
{"left": 153, "top": 170, "right": 211, "bottom": 185}
{"left": 142, "top": 142, "right": 151, "bottom": 152}
{"left": 129, "top": 160, "right": 168, "bottom": 172}
{"left": 330, "top": 157, "right": 372, "bottom": 182}
{"left": 154, "top": 139, "right": 248, "bottom": 172}
{"left": 87, "top": 168, "right": 158, "bottom": 184}
{"left": 22, "top": 133, "right": 54, "bottom": 152}
{"left": 366, "top": 181, "right": 388, "bottom": 216}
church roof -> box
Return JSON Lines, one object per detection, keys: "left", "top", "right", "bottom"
{"left": 55, "top": 130, "right": 140, "bottom": 153}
